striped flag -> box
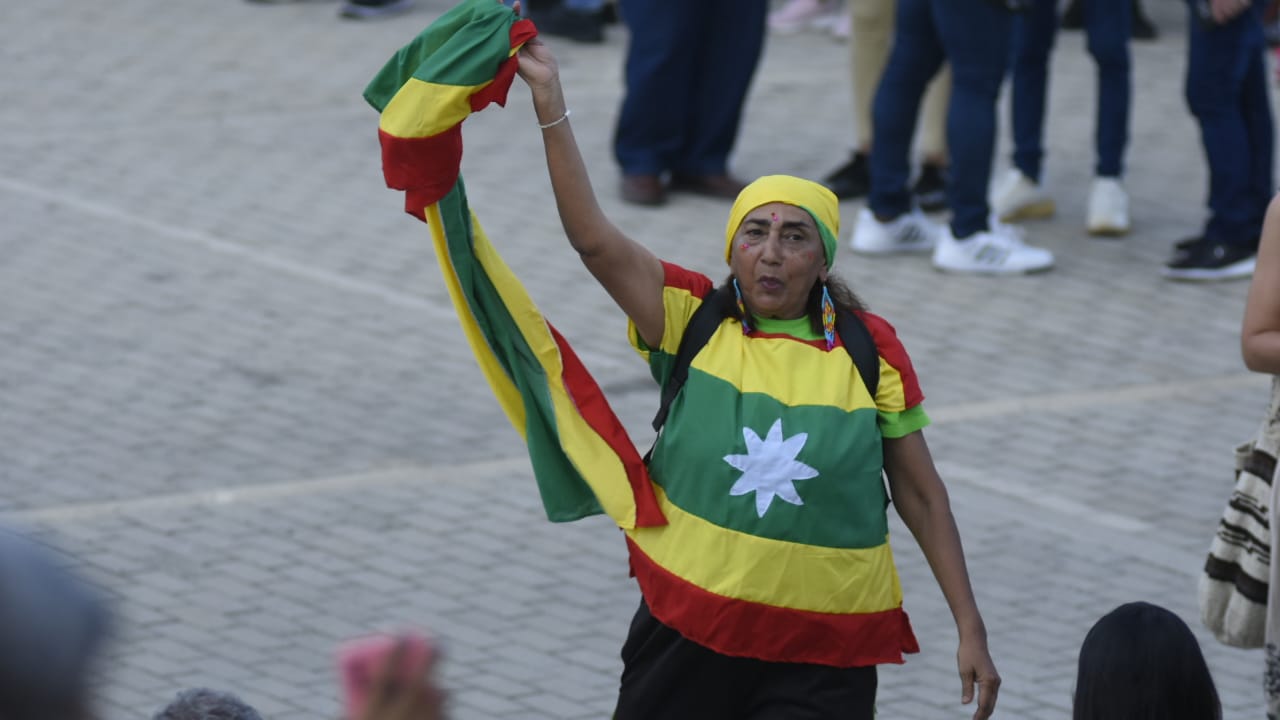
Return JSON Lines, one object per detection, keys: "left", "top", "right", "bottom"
{"left": 364, "top": 0, "right": 664, "bottom": 530}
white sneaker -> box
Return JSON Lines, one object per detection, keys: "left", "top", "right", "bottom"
{"left": 850, "top": 207, "right": 940, "bottom": 255}
{"left": 990, "top": 168, "right": 1056, "bottom": 222}
{"left": 932, "top": 223, "right": 1055, "bottom": 275}
{"left": 1086, "top": 177, "right": 1131, "bottom": 236}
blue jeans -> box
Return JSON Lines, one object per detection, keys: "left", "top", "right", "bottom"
{"left": 869, "top": 0, "right": 1011, "bottom": 239}
{"left": 1009, "top": 0, "right": 1130, "bottom": 181}
{"left": 1185, "top": 1, "right": 1274, "bottom": 246}
{"left": 614, "top": 0, "right": 767, "bottom": 177}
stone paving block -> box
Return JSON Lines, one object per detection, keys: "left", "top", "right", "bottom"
{"left": 5, "top": 1, "right": 1280, "bottom": 717}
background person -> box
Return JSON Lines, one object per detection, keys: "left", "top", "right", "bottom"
{"left": 1072, "top": 601, "right": 1222, "bottom": 720}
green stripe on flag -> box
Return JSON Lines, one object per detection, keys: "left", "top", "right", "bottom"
{"left": 436, "top": 180, "right": 604, "bottom": 522}
{"left": 364, "top": 0, "right": 515, "bottom": 111}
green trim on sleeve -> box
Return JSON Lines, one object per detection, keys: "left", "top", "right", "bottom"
{"left": 877, "top": 405, "right": 930, "bottom": 438}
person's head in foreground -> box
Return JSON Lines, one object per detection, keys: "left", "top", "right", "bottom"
{"left": 0, "top": 526, "right": 112, "bottom": 720}
{"left": 1073, "top": 601, "right": 1222, "bottom": 720}
{"left": 724, "top": 175, "right": 864, "bottom": 333}
{"left": 152, "top": 688, "right": 265, "bottom": 720}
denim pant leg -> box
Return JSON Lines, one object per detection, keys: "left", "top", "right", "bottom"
{"left": 868, "top": 0, "right": 946, "bottom": 221}
{"left": 935, "top": 0, "right": 1012, "bottom": 238}
{"left": 1009, "top": 0, "right": 1057, "bottom": 183}
{"left": 1084, "top": 0, "right": 1131, "bottom": 178}
{"left": 1185, "top": 1, "right": 1272, "bottom": 245}
{"left": 677, "top": 0, "right": 767, "bottom": 176}
{"left": 1241, "top": 8, "right": 1275, "bottom": 240}
{"left": 614, "top": 0, "right": 703, "bottom": 176}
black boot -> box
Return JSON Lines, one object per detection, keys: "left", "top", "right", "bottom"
{"left": 1131, "top": 0, "right": 1158, "bottom": 41}
{"left": 1060, "top": 0, "right": 1083, "bottom": 30}
{"left": 823, "top": 151, "right": 870, "bottom": 200}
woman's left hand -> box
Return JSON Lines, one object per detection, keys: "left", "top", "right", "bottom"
{"left": 957, "top": 636, "right": 1000, "bottom": 720}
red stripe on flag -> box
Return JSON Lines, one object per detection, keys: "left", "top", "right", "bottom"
{"left": 550, "top": 324, "right": 666, "bottom": 527}
{"left": 467, "top": 19, "right": 538, "bottom": 113}
{"left": 626, "top": 539, "right": 920, "bottom": 667}
{"left": 378, "top": 127, "right": 463, "bottom": 214}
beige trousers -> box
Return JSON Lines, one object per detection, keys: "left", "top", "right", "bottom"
{"left": 849, "top": 0, "right": 950, "bottom": 160}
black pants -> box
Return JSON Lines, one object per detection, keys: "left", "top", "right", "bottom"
{"left": 614, "top": 601, "right": 878, "bottom": 720}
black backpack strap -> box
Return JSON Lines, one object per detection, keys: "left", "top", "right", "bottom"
{"left": 835, "top": 310, "right": 879, "bottom": 400}
{"left": 651, "top": 286, "right": 733, "bottom": 433}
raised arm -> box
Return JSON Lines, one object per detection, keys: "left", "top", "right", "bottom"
{"left": 883, "top": 431, "right": 999, "bottom": 720}
{"left": 514, "top": 34, "right": 666, "bottom": 347}
{"left": 1243, "top": 194, "right": 1280, "bottom": 374}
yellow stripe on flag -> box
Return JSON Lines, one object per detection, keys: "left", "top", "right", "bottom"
{"left": 426, "top": 203, "right": 527, "bottom": 431}
{"left": 625, "top": 486, "right": 903, "bottom": 613}
{"left": 381, "top": 77, "right": 496, "bottom": 139}
{"left": 430, "top": 204, "right": 641, "bottom": 528}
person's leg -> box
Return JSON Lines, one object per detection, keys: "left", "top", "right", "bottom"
{"left": 867, "top": 0, "right": 945, "bottom": 221}
{"left": 824, "top": 0, "right": 896, "bottom": 197}
{"left": 1241, "top": 6, "right": 1276, "bottom": 240}
{"left": 673, "top": 0, "right": 768, "bottom": 185}
{"left": 614, "top": 0, "right": 703, "bottom": 202}
{"left": 1185, "top": 5, "right": 1266, "bottom": 246}
{"left": 824, "top": 0, "right": 895, "bottom": 198}
{"left": 851, "top": 0, "right": 895, "bottom": 153}
{"left": 912, "top": 67, "right": 952, "bottom": 212}
{"left": 745, "top": 664, "right": 878, "bottom": 720}
{"left": 1082, "top": 0, "right": 1133, "bottom": 235}
{"left": 933, "top": 0, "right": 1011, "bottom": 239}
{"left": 614, "top": 601, "right": 755, "bottom": 720}
{"left": 1009, "top": 0, "right": 1057, "bottom": 184}
{"left": 851, "top": 0, "right": 948, "bottom": 255}
{"left": 991, "top": 0, "right": 1058, "bottom": 223}
{"left": 929, "top": 0, "right": 1055, "bottom": 273}
{"left": 1084, "top": 0, "right": 1131, "bottom": 179}
{"left": 1168, "top": 2, "right": 1270, "bottom": 278}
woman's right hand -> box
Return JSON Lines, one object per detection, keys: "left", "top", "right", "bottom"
{"left": 511, "top": 1, "right": 560, "bottom": 92}
{"left": 516, "top": 37, "right": 559, "bottom": 93}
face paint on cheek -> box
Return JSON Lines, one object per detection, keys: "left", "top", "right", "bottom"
{"left": 740, "top": 243, "right": 750, "bottom": 250}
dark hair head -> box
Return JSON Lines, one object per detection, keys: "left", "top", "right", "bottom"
{"left": 1072, "top": 602, "right": 1221, "bottom": 720}
{"left": 153, "top": 688, "right": 264, "bottom": 720}
{"left": 0, "top": 527, "right": 112, "bottom": 720}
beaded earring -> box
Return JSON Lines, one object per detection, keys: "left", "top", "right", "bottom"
{"left": 821, "top": 283, "right": 836, "bottom": 350}
{"left": 733, "top": 278, "right": 751, "bottom": 334}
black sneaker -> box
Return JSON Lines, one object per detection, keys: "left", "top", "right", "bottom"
{"left": 1132, "top": 0, "right": 1158, "bottom": 41}
{"left": 1163, "top": 237, "right": 1257, "bottom": 281}
{"left": 823, "top": 151, "right": 870, "bottom": 200}
{"left": 529, "top": 5, "right": 605, "bottom": 43}
{"left": 912, "top": 162, "right": 948, "bottom": 213}
{"left": 1060, "top": 0, "right": 1083, "bottom": 29}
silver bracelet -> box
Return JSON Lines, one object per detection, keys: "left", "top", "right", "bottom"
{"left": 537, "top": 109, "right": 571, "bottom": 130}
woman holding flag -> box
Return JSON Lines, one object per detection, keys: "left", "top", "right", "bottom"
{"left": 511, "top": 19, "right": 1000, "bottom": 720}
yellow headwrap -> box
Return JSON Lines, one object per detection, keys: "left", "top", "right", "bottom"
{"left": 724, "top": 175, "right": 840, "bottom": 269}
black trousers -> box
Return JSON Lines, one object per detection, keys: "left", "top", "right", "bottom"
{"left": 613, "top": 601, "right": 878, "bottom": 720}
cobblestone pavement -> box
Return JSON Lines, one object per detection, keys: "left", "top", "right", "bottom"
{"left": 3, "top": 1, "right": 1278, "bottom": 718}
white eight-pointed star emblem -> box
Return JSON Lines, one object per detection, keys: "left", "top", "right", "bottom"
{"left": 723, "top": 419, "right": 818, "bottom": 517}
